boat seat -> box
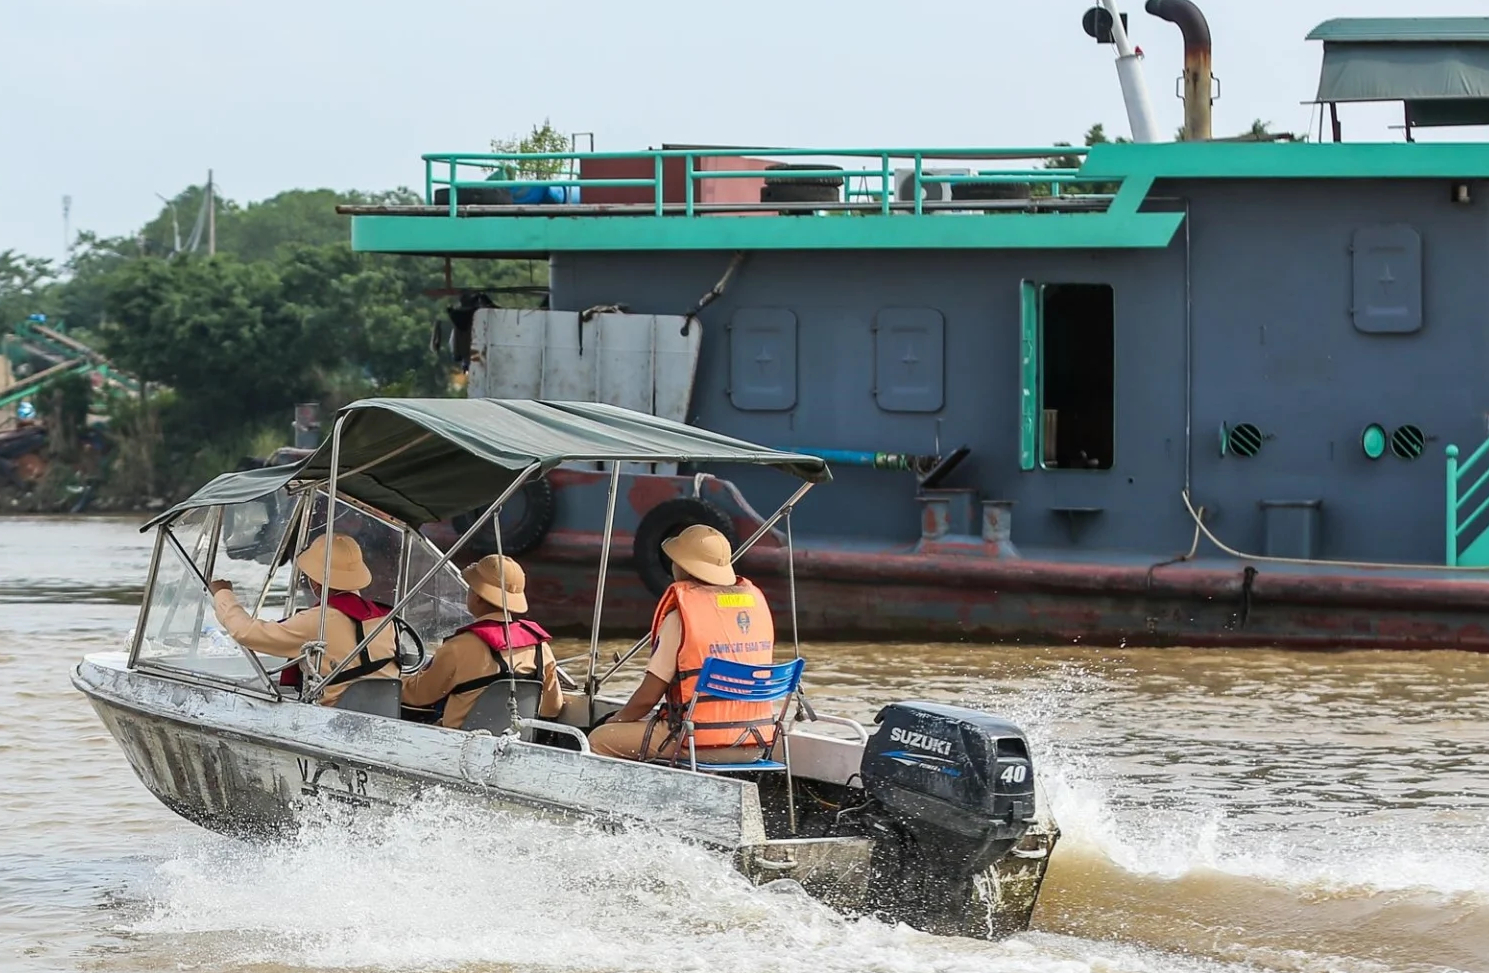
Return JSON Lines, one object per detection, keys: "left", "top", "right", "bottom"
{"left": 333, "top": 679, "right": 401, "bottom": 718}
{"left": 461, "top": 679, "right": 543, "bottom": 741}
{"left": 652, "top": 657, "right": 806, "bottom": 831}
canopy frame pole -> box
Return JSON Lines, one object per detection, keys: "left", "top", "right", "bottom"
{"left": 304, "top": 463, "right": 540, "bottom": 701}
{"left": 594, "top": 480, "right": 816, "bottom": 688}
{"left": 283, "top": 488, "right": 316, "bottom": 618}
{"left": 315, "top": 413, "right": 350, "bottom": 648}
{"left": 186, "top": 506, "right": 225, "bottom": 659}
{"left": 494, "top": 502, "right": 522, "bottom": 728}
{"left": 127, "top": 527, "right": 167, "bottom": 669}
{"left": 585, "top": 462, "right": 623, "bottom": 700}
{"left": 785, "top": 508, "right": 801, "bottom": 661}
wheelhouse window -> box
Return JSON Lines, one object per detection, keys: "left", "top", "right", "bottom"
{"left": 1019, "top": 282, "right": 1115, "bottom": 471}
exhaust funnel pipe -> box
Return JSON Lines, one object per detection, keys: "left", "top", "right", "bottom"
{"left": 1145, "top": 0, "right": 1212, "bottom": 141}
{"left": 1096, "top": 0, "right": 1161, "bottom": 143}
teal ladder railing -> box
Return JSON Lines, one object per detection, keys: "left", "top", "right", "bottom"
{"left": 1445, "top": 440, "right": 1489, "bottom": 565}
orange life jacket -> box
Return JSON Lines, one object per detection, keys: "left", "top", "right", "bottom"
{"left": 651, "top": 578, "right": 777, "bottom": 749}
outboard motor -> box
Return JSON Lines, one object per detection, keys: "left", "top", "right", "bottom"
{"left": 858, "top": 702, "right": 1038, "bottom": 934}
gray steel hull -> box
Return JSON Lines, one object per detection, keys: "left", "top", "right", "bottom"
{"left": 73, "top": 655, "right": 1057, "bottom": 939}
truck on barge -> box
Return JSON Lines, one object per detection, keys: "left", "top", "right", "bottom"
{"left": 341, "top": 10, "right": 1489, "bottom": 651}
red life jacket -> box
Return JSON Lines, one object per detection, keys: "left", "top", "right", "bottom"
{"left": 448, "top": 619, "right": 552, "bottom": 698}
{"left": 318, "top": 593, "right": 398, "bottom": 685}
{"left": 459, "top": 618, "right": 550, "bottom": 651}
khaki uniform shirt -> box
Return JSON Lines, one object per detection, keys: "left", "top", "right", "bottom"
{"left": 212, "top": 589, "right": 398, "bottom": 708}
{"left": 644, "top": 611, "right": 683, "bottom": 683}
{"left": 402, "top": 612, "right": 563, "bottom": 729}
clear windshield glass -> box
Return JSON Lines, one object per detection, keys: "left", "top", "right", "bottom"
{"left": 404, "top": 535, "right": 474, "bottom": 647}
{"left": 298, "top": 492, "right": 472, "bottom": 649}
{"left": 136, "top": 512, "right": 265, "bottom": 685}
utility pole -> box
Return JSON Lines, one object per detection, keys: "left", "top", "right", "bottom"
{"left": 61, "top": 195, "right": 72, "bottom": 256}
{"left": 206, "top": 169, "right": 216, "bottom": 255}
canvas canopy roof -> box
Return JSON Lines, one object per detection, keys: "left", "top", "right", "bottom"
{"left": 146, "top": 398, "right": 831, "bottom": 530}
{"left": 1309, "top": 18, "right": 1489, "bottom": 126}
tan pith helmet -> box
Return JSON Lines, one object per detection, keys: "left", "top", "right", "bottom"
{"left": 463, "top": 554, "right": 529, "bottom": 614}
{"left": 662, "top": 524, "right": 736, "bottom": 586}
{"left": 295, "top": 534, "right": 372, "bottom": 591}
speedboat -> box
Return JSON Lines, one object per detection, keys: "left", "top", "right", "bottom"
{"left": 72, "top": 397, "right": 1059, "bottom": 939}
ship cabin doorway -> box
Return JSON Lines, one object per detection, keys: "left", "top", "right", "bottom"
{"left": 1019, "top": 282, "right": 1115, "bottom": 471}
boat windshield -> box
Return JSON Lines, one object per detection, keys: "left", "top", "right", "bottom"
{"left": 134, "top": 492, "right": 297, "bottom": 686}
{"left": 300, "top": 492, "right": 473, "bottom": 646}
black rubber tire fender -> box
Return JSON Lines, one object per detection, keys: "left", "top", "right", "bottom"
{"left": 433, "top": 186, "right": 515, "bottom": 206}
{"left": 760, "top": 182, "right": 840, "bottom": 204}
{"left": 631, "top": 497, "right": 739, "bottom": 598}
{"left": 950, "top": 180, "right": 1030, "bottom": 201}
{"left": 763, "top": 162, "right": 845, "bottom": 188}
{"left": 452, "top": 475, "right": 557, "bottom": 557}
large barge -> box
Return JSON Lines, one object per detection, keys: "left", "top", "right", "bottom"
{"left": 342, "top": 10, "right": 1489, "bottom": 650}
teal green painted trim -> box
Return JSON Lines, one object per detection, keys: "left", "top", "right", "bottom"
{"left": 350, "top": 211, "right": 1185, "bottom": 255}
{"left": 1018, "top": 281, "right": 1040, "bottom": 471}
{"left": 1448, "top": 444, "right": 1460, "bottom": 565}
{"left": 1307, "top": 18, "right": 1489, "bottom": 44}
{"left": 1080, "top": 140, "right": 1489, "bottom": 180}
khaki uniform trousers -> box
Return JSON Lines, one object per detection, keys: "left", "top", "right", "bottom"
{"left": 588, "top": 718, "right": 769, "bottom": 764}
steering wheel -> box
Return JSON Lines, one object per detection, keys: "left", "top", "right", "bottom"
{"left": 393, "top": 618, "right": 429, "bottom": 674}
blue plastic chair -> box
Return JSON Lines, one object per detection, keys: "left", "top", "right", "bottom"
{"left": 672, "top": 656, "right": 805, "bottom": 830}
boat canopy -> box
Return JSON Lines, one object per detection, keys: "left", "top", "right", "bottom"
{"left": 145, "top": 397, "right": 831, "bottom": 530}
{"left": 1308, "top": 18, "right": 1489, "bottom": 127}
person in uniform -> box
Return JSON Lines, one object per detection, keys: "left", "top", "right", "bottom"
{"left": 402, "top": 554, "right": 563, "bottom": 729}
{"left": 588, "top": 524, "right": 777, "bottom": 763}
{"left": 209, "top": 533, "right": 399, "bottom": 707}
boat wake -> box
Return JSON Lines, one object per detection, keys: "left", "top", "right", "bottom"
{"left": 961, "top": 664, "right": 1489, "bottom": 973}
{"left": 122, "top": 795, "right": 1256, "bottom": 973}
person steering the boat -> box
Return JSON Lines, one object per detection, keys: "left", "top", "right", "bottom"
{"left": 207, "top": 533, "right": 399, "bottom": 707}
{"left": 589, "top": 524, "right": 776, "bottom": 764}
{"left": 401, "top": 554, "right": 563, "bottom": 728}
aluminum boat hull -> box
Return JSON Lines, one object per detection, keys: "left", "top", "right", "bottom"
{"left": 73, "top": 654, "right": 1058, "bottom": 939}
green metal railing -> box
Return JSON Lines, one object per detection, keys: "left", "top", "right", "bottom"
{"left": 1445, "top": 440, "right": 1489, "bottom": 565}
{"left": 420, "top": 146, "right": 1098, "bottom": 218}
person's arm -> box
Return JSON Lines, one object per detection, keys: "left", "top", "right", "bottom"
{"left": 611, "top": 612, "right": 680, "bottom": 723}
{"left": 401, "top": 636, "right": 464, "bottom": 706}
{"left": 537, "top": 643, "right": 564, "bottom": 718}
{"left": 210, "top": 582, "right": 318, "bottom": 660}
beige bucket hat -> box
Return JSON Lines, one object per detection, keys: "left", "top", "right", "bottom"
{"left": 296, "top": 534, "right": 372, "bottom": 591}
{"left": 464, "top": 554, "right": 529, "bottom": 614}
{"left": 662, "top": 524, "right": 736, "bottom": 587}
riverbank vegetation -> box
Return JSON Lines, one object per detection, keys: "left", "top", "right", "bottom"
{"left": 2, "top": 184, "right": 542, "bottom": 511}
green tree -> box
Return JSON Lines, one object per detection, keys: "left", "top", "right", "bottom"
{"left": 490, "top": 118, "right": 571, "bottom": 179}
{"left": 0, "top": 250, "right": 59, "bottom": 326}
{"left": 99, "top": 255, "right": 335, "bottom": 434}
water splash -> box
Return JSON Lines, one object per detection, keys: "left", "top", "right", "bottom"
{"left": 123, "top": 795, "right": 1252, "bottom": 973}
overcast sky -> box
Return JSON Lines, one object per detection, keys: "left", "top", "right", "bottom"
{"left": 3, "top": 0, "right": 1487, "bottom": 262}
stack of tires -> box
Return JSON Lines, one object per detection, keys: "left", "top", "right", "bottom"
{"left": 760, "top": 163, "right": 843, "bottom": 212}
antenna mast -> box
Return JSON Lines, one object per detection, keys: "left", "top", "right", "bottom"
{"left": 206, "top": 170, "right": 216, "bottom": 255}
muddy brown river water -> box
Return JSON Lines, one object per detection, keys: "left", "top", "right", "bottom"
{"left": 1, "top": 516, "right": 1486, "bottom": 973}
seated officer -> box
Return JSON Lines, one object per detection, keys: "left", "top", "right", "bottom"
{"left": 209, "top": 533, "right": 398, "bottom": 707}
{"left": 589, "top": 525, "right": 776, "bottom": 764}
{"left": 402, "top": 554, "right": 563, "bottom": 729}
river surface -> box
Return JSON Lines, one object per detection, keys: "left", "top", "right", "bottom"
{"left": 1, "top": 516, "right": 1486, "bottom": 973}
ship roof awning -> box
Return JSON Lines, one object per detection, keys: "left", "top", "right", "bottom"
{"left": 146, "top": 398, "right": 831, "bottom": 530}
{"left": 1308, "top": 18, "right": 1489, "bottom": 126}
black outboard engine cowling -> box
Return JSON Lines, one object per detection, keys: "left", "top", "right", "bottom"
{"left": 860, "top": 701, "right": 1036, "bottom": 876}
